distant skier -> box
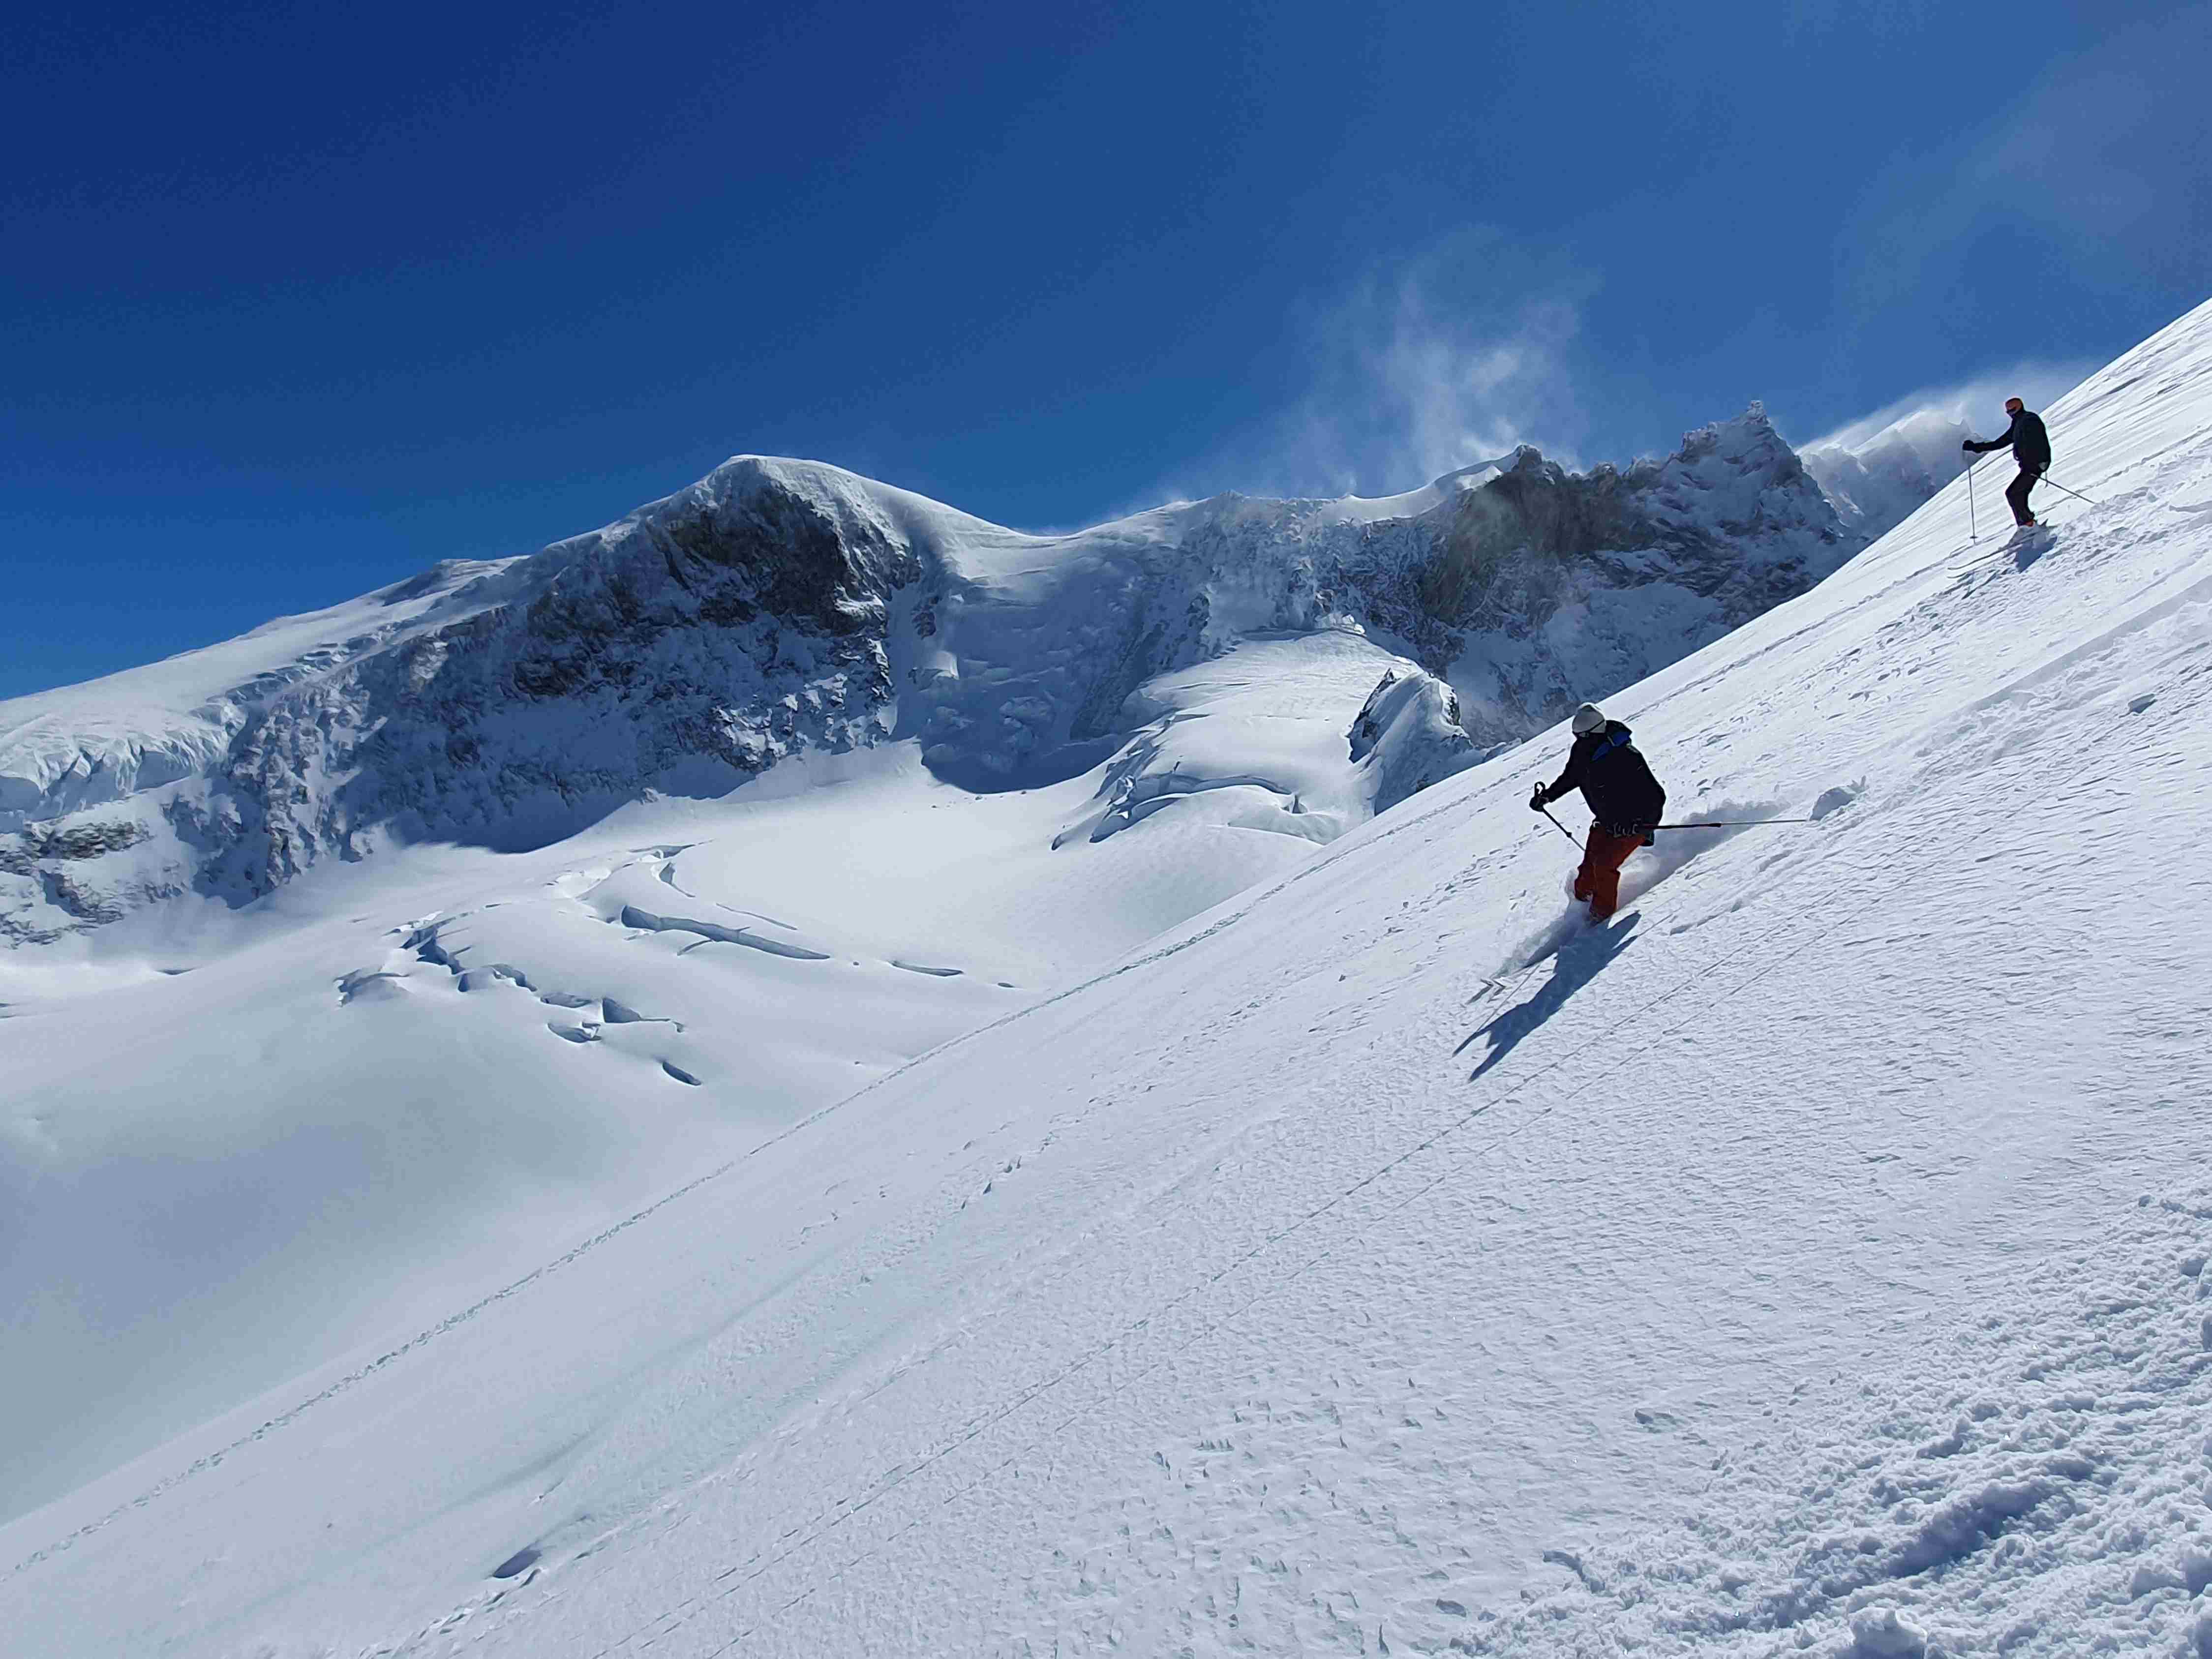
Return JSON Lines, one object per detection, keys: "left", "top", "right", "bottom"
{"left": 1530, "top": 703, "right": 1667, "bottom": 922}
{"left": 1962, "top": 397, "right": 2051, "bottom": 527}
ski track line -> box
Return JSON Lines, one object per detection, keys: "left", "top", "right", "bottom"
{"left": 545, "top": 854, "right": 1576, "bottom": 1632}
{"left": 697, "top": 866, "right": 1926, "bottom": 1653}
{"left": 566, "top": 852, "right": 1919, "bottom": 1659}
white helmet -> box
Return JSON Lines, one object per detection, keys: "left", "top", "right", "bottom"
{"left": 1571, "top": 702, "right": 1606, "bottom": 735}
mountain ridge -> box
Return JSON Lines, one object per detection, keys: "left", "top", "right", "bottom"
{"left": 2, "top": 406, "right": 1889, "bottom": 944}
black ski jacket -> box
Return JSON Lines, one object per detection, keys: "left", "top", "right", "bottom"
{"left": 1537, "top": 720, "right": 1666, "bottom": 836}
{"left": 1967, "top": 408, "right": 2051, "bottom": 471}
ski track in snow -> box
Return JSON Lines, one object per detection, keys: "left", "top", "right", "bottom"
{"left": 2, "top": 299, "right": 2212, "bottom": 1658}
{"left": 561, "top": 859, "right": 1943, "bottom": 1659}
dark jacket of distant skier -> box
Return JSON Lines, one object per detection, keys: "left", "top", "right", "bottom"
{"left": 1531, "top": 703, "right": 1666, "bottom": 923}
{"left": 1963, "top": 401, "right": 2052, "bottom": 528}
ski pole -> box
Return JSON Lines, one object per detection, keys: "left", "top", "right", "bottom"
{"left": 1537, "top": 803, "right": 1579, "bottom": 845}
{"left": 1654, "top": 816, "right": 1820, "bottom": 829}
{"left": 1964, "top": 452, "right": 1979, "bottom": 541}
{"left": 2038, "top": 473, "right": 2096, "bottom": 506}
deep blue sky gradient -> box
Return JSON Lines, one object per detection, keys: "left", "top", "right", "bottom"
{"left": 4, "top": 0, "right": 2206, "bottom": 696}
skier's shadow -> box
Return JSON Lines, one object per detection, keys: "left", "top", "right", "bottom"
{"left": 1458, "top": 912, "right": 1640, "bottom": 1081}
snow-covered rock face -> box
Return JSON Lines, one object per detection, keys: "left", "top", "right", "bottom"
{"left": 0, "top": 462, "right": 921, "bottom": 942}
{"left": 1346, "top": 666, "right": 1484, "bottom": 814}
{"left": 1429, "top": 405, "right": 1856, "bottom": 739}
{"left": 0, "top": 414, "right": 1858, "bottom": 943}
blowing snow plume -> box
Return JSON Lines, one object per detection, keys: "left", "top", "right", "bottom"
{"left": 1800, "top": 362, "right": 2096, "bottom": 539}
{"left": 1161, "top": 229, "right": 1596, "bottom": 505}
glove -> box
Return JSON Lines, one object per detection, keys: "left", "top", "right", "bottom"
{"left": 1528, "top": 784, "right": 1548, "bottom": 812}
{"left": 1960, "top": 439, "right": 1976, "bottom": 452}
{"left": 1641, "top": 829, "right": 1657, "bottom": 846}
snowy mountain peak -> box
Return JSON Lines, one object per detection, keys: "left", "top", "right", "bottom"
{"left": 1324, "top": 452, "right": 1520, "bottom": 521}
{"left": 3, "top": 404, "right": 1867, "bottom": 943}
{"left": 1668, "top": 399, "right": 1795, "bottom": 472}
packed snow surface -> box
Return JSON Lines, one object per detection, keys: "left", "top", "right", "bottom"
{"left": 3, "top": 295, "right": 2211, "bottom": 1658}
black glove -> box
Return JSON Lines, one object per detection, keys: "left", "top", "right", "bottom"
{"left": 1528, "top": 784, "right": 1548, "bottom": 812}
{"left": 1641, "top": 829, "right": 1657, "bottom": 846}
{"left": 1960, "top": 439, "right": 1976, "bottom": 452}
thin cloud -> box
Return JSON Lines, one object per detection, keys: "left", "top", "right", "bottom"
{"left": 1147, "top": 230, "right": 1596, "bottom": 509}
{"left": 1838, "top": 8, "right": 2212, "bottom": 318}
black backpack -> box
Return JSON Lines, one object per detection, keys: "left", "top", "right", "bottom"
{"left": 1587, "top": 726, "right": 1666, "bottom": 831}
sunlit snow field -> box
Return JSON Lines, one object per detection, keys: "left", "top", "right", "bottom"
{"left": 4, "top": 299, "right": 2212, "bottom": 1656}
{"left": 0, "top": 628, "right": 1418, "bottom": 1522}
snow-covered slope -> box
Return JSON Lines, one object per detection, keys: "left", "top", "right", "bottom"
{"left": 0, "top": 637, "right": 1419, "bottom": 1522}
{"left": 5, "top": 293, "right": 2208, "bottom": 1659}
{"left": 0, "top": 410, "right": 1855, "bottom": 946}
{"left": 0, "top": 407, "right": 1865, "bottom": 1520}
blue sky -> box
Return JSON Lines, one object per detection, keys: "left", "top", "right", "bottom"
{"left": 4, "top": 0, "right": 2206, "bottom": 698}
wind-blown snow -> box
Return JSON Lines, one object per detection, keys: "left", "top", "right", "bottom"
{"left": 1802, "top": 406, "right": 1978, "bottom": 540}
{"left": 4, "top": 295, "right": 2211, "bottom": 1658}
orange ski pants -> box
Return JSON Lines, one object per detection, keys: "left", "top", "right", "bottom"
{"left": 1574, "top": 826, "right": 1646, "bottom": 920}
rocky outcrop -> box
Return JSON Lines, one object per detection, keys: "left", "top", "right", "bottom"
{"left": 1423, "top": 407, "right": 1859, "bottom": 741}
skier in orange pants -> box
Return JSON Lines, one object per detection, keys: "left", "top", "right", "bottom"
{"left": 1571, "top": 824, "right": 1648, "bottom": 921}
{"left": 1531, "top": 703, "right": 1667, "bottom": 921}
